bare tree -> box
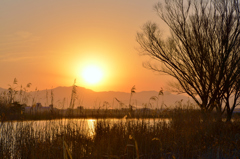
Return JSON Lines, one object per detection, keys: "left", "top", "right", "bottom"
{"left": 137, "top": 0, "right": 240, "bottom": 120}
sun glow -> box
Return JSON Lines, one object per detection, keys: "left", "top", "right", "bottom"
{"left": 82, "top": 65, "right": 103, "bottom": 84}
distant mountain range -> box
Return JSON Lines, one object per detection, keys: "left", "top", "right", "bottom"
{"left": 0, "top": 86, "right": 194, "bottom": 109}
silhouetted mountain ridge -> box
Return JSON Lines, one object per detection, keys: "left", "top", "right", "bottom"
{"left": 0, "top": 86, "right": 194, "bottom": 109}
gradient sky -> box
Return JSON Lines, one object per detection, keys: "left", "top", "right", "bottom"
{"left": 0, "top": 0, "right": 172, "bottom": 92}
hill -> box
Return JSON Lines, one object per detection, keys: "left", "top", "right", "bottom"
{"left": 28, "top": 86, "right": 193, "bottom": 109}
{"left": 0, "top": 86, "right": 194, "bottom": 109}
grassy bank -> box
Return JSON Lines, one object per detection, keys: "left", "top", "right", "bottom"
{"left": 1, "top": 109, "right": 240, "bottom": 158}
{"left": 0, "top": 101, "right": 177, "bottom": 121}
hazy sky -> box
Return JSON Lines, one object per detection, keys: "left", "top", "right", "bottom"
{"left": 0, "top": 0, "right": 171, "bottom": 92}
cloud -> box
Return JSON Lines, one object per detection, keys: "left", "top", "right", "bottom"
{"left": 0, "top": 31, "right": 41, "bottom": 57}
{"left": 15, "top": 31, "right": 33, "bottom": 39}
{"left": 0, "top": 31, "right": 40, "bottom": 45}
{"left": 1, "top": 56, "right": 32, "bottom": 62}
{"left": 0, "top": 53, "right": 37, "bottom": 62}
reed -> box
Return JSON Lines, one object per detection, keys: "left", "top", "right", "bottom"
{"left": 0, "top": 108, "right": 239, "bottom": 158}
{"left": 0, "top": 80, "right": 240, "bottom": 158}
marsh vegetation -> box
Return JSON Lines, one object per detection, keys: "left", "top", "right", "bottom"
{"left": 2, "top": 0, "right": 240, "bottom": 157}
{"left": 0, "top": 109, "right": 240, "bottom": 158}
{"left": 0, "top": 77, "right": 240, "bottom": 158}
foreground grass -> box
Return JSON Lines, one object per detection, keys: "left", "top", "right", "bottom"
{"left": 0, "top": 109, "right": 240, "bottom": 158}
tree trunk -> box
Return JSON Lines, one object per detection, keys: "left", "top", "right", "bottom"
{"left": 226, "top": 110, "right": 233, "bottom": 122}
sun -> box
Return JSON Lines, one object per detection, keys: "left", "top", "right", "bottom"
{"left": 82, "top": 65, "right": 103, "bottom": 84}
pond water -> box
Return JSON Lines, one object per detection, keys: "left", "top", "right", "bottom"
{"left": 0, "top": 118, "right": 169, "bottom": 157}
{"left": 1, "top": 118, "right": 169, "bottom": 136}
{"left": 0, "top": 118, "right": 170, "bottom": 141}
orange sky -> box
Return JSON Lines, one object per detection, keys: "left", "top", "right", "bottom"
{"left": 0, "top": 0, "right": 172, "bottom": 92}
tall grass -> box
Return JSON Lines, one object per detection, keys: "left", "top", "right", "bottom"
{"left": 0, "top": 108, "right": 240, "bottom": 158}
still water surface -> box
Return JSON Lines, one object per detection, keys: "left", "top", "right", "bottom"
{"left": 0, "top": 118, "right": 169, "bottom": 156}
{"left": 1, "top": 118, "right": 169, "bottom": 138}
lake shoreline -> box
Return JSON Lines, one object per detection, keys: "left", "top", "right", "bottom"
{"left": 1, "top": 110, "right": 240, "bottom": 158}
